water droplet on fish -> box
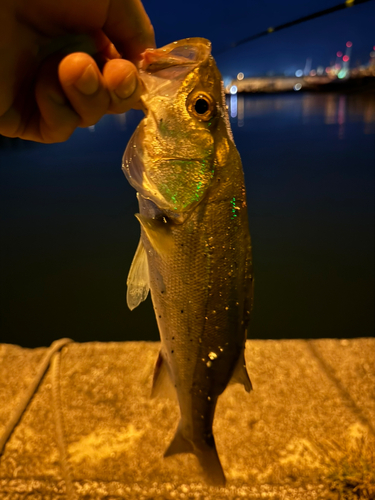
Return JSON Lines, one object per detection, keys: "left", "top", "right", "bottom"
{"left": 225, "top": 306, "right": 229, "bottom": 310}
{"left": 219, "top": 347, "right": 223, "bottom": 352}
{"left": 207, "top": 396, "right": 211, "bottom": 401}
{"left": 206, "top": 361, "right": 212, "bottom": 367}
{"left": 199, "top": 338, "right": 202, "bottom": 343}
{"left": 208, "top": 352, "right": 217, "bottom": 360}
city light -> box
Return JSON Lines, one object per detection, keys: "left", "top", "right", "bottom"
{"left": 223, "top": 38, "right": 374, "bottom": 92}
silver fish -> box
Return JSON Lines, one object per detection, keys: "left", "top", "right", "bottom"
{"left": 122, "top": 37, "right": 253, "bottom": 486}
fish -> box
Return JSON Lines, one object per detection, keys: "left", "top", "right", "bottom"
{"left": 122, "top": 37, "right": 253, "bottom": 486}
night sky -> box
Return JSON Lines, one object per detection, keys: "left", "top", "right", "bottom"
{"left": 143, "top": 0, "right": 375, "bottom": 77}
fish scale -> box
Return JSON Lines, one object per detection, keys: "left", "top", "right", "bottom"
{"left": 123, "top": 37, "right": 253, "bottom": 486}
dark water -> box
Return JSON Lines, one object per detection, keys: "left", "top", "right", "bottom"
{"left": 0, "top": 92, "right": 374, "bottom": 347}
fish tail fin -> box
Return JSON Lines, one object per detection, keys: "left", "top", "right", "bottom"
{"left": 164, "top": 421, "right": 226, "bottom": 486}
{"left": 196, "top": 439, "right": 226, "bottom": 486}
{"left": 164, "top": 421, "right": 194, "bottom": 457}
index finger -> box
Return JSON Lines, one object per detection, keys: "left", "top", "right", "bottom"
{"left": 104, "top": 0, "right": 155, "bottom": 62}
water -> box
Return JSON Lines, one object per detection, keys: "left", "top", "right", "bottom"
{"left": 0, "top": 92, "right": 374, "bottom": 347}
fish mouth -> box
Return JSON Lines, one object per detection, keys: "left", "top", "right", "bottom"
{"left": 140, "top": 38, "right": 212, "bottom": 74}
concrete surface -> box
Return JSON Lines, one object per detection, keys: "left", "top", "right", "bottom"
{"left": 0, "top": 339, "right": 374, "bottom": 499}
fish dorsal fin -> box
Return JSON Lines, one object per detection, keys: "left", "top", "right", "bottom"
{"left": 126, "top": 238, "right": 150, "bottom": 311}
{"left": 135, "top": 213, "right": 173, "bottom": 257}
{"left": 151, "top": 350, "right": 177, "bottom": 401}
{"left": 230, "top": 350, "right": 253, "bottom": 393}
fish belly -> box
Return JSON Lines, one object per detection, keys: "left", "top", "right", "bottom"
{"left": 139, "top": 178, "right": 252, "bottom": 485}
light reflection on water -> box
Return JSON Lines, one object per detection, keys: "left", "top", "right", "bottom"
{"left": 228, "top": 92, "right": 375, "bottom": 136}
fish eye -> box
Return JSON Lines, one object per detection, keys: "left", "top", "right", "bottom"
{"left": 188, "top": 92, "right": 216, "bottom": 122}
{"left": 195, "top": 98, "right": 209, "bottom": 115}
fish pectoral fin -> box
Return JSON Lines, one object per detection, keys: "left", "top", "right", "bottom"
{"left": 135, "top": 213, "right": 173, "bottom": 257}
{"left": 164, "top": 421, "right": 194, "bottom": 457}
{"left": 126, "top": 238, "right": 150, "bottom": 311}
{"left": 151, "top": 350, "right": 177, "bottom": 401}
{"left": 230, "top": 350, "right": 253, "bottom": 393}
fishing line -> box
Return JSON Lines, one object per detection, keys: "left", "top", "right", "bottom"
{"left": 215, "top": 0, "right": 375, "bottom": 56}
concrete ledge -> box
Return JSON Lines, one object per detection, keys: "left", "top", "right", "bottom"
{"left": 0, "top": 339, "right": 374, "bottom": 499}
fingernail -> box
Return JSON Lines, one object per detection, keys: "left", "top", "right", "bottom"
{"left": 114, "top": 72, "right": 138, "bottom": 100}
{"left": 74, "top": 64, "right": 99, "bottom": 95}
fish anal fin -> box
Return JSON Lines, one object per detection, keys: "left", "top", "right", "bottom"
{"left": 126, "top": 238, "right": 149, "bottom": 311}
{"left": 230, "top": 350, "right": 253, "bottom": 393}
{"left": 151, "top": 351, "right": 177, "bottom": 401}
{"left": 164, "top": 421, "right": 194, "bottom": 457}
{"left": 135, "top": 213, "right": 173, "bottom": 257}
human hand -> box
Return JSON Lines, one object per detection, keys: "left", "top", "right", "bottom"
{"left": 0, "top": 0, "right": 155, "bottom": 143}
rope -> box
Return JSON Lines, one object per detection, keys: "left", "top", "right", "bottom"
{"left": 51, "top": 350, "right": 78, "bottom": 500}
{"left": 307, "top": 341, "right": 375, "bottom": 438}
{"left": 0, "top": 338, "right": 73, "bottom": 456}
